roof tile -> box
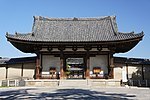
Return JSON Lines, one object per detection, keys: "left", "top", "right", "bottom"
{"left": 6, "top": 16, "right": 144, "bottom": 42}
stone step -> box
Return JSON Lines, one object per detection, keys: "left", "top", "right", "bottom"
{"left": 59, "top": 79, "right": 88, "bottom": 87}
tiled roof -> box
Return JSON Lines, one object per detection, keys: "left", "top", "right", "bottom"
{"left": 114, "top": 57, "right": 127, "bottom": 64}
{"left": 114, "top": 57, "right": 150, "bottom": 65}
{"left": 6, "top": 56, "right": 36, "bottom": 64}
{"left": 126, "top": 58, "right": 150, "bottom": 65}
{"left": 0, "top": 57, "right": 36, "bottom": 65}
{"left": 6, "top": 16, "right": 144, "bottom": 42}
{"left": 0, "top": 58, "right": 10, "bottom": 65}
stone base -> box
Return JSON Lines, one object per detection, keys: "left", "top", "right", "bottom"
{"left": 59, "top": 80, "right": 87, "bottom": 87}
{"left": 25, "top": 79, "right": 59, "bottom": 87}
{"left": 0, "top": 79, "right": 121, "bottom": 87}
{"left": 88, "top": 79, "right": 121, "bottom": 87}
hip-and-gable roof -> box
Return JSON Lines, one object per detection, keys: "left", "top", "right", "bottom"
{"left": 6, "top": 16, "right": 144, "bottom": 53}
{"left": 6, "top": 16, "right": 143, "bottom": 43}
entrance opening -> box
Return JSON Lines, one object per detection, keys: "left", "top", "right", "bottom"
{"left": 66, "top": 58, "right": 85, "bottom": 79}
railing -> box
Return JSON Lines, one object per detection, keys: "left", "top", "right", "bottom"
{"left": 0, "top": 79, "right": 25, "bottom": 87}
{"left": 128, "top": 80, "right": 150, "bottom": 87}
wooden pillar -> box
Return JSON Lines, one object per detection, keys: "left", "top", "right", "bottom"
{"left": 60, "top": 50, "right": 64, "bottom": 79}
{"left": 84, "top": 45, "right": 91, "bottom": 79}
{"left": 126, "top": 63, "right": 128, "bottom": 80}
{"left": 86, "top": 57, "right": 90, "bottom": 79}
{"left": 36, "top": 53, "right": 40, "bottom": 79}
{"left": 86, "top": 50, "right": 90, "bottom": 79}
{"left": 109, "top": 53, "right": 114, "bottom": 79}
{"left": 5, "top": 65, "right": 8, "bottom": 79}
{"left": 141, "top": 64, "right": 144, "bottom": 80}
{"left": 21, "top": 63, "right": 24, "bottom": 77}
{"left": 60, "top": 58, "right": 64, "bottom": 79}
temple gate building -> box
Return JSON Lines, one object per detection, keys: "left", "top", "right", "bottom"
{"left": 5, "top": 16, "right": 144, "bottom": 82}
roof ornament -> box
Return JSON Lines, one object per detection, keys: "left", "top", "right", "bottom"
{"left": 141, "top": 31, "right": 144, "bottom": 35}
{"left": 6, "top": 32, "right": 9, "bottom": 36}
{"left": 73, "top": 17, "right": 78, "bottom": 21}
{"left": 34, "top": 16, "right": 43, "bottom": 20}
{"left": 31, "top": 32, "right": 35, "bottom": 36}
{"left": 72, "top": 46, "right": 77, "bottom": 51}
{"left": 131, "top": 31, "right": 134, "bottom": 34}
{"left": 97, "top": 45, "right": 102, "bottom": 51}
{"left": 47, "top": 46, "right": 53, "bottom": 52}
{"left": 15, "top": 32, "right": 18, "bottom": 36}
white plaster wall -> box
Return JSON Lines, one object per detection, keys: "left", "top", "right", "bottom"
{"left": 40, "top": 48, "right": 48, "bottom": 52}
{"left": 42, "top": 55, "right": 60, "bottom": 72}
{"left": 8, "top": 64, "right": 21, "bottom": 79}
{"left": 90, "top": 55, "right": 108, "bottom": 74}
{"left": 114, "top": 63, "right": 150, "bottom": 80}
{"left": 128, "top": 65, "right": 142, "bottom": 79}
{"left": 52, "top": 48, "right": 59, "bottom": 51}
{"left": 23, "top": 69, "right": 34, "bottom": 79}
{"left": 23, "top": 63, "right": 35, "bottom": 79}
{"left": 4, "top": 63, "right": 35, "bottom": 80}
{"left": 77, "top": 48, "right": 86, "bottom": 51}
{"left": 0, "top": 67, "right": 6, "bottom": 80}
{"left": 91, "top": 48, "right": 98, "bottom": 51}
{"left": 114, "top": 67, "right": 122, "bottom": 80}
{"left": 64, "top": 48, "right": 73, "bottom": 51}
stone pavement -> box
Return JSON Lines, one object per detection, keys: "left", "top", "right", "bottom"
{"left": 0, "top": 87, "right": 150, "bottom": 100}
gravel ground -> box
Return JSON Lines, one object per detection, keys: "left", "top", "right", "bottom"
{"left": 0, "top": 87, "right": 150, "bottom": 100}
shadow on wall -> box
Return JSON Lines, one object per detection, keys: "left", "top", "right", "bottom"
{"left": 131, "top": 67, "right": 142, "bottom": 80}
{"left": 128, "top": 66, "right": 150, "bottom": 87}
{"left": 130, "top": 66, "right": 150, "bottom": 80}
{"left": 0, "top": 88, "right": 136, "bottom": 100}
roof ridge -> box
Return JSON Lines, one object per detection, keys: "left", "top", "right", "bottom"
{"left": 118, "top": 31, "right": 144, "bottom": 36}
{"left": 33, "top": 16, "right": 116, "bottom": 21}
{"left": 6, "top": 32, "right": 32, "bottom": 37}
{"left": 110, "top": 16, "right": 118, "bottom": 35}
{"left": 118, "top": 31, "right": 135, "bottom": 34}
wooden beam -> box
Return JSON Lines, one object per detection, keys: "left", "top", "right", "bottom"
{"left": 21, "top": 63, "right": 24, "bottom": 77}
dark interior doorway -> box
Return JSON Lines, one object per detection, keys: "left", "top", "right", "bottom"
{"left": 65, "top": 58, "right": 85, "bottom": 79}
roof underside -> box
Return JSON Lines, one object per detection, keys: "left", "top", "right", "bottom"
{"left": 6, "top": 16, "right": 144, "bottom": 53}
{"left": 1, "top": 56, "right": 150, "bottom": 67}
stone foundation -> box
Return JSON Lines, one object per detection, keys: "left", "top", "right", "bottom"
{"left": 25, "top": 79, "right": 121, "bottom": 87}
{"left": 25, "top": 79, "right": 59, "bottom": 87}
{"left": 88, "top": 79, "right": 121, "bottom": 87}
{"left": 0, "top": 79, "right": 121, "bottom": 87}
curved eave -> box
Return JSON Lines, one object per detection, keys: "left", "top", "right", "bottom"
{"left": 6, "top": 34, "right": 143, "bottom": 53}
{"left": 115, "top": 33, "right": 144, "bottom": 53}
{"left": 115, "top": 40, "right": 141, "bottom": 53}
{"left": 6, "top": 32, "right": 144, "bottom": 44}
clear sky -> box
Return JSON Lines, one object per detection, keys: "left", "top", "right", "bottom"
{"left": 0, "top": 0, "right": 149, "bottom": 59}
